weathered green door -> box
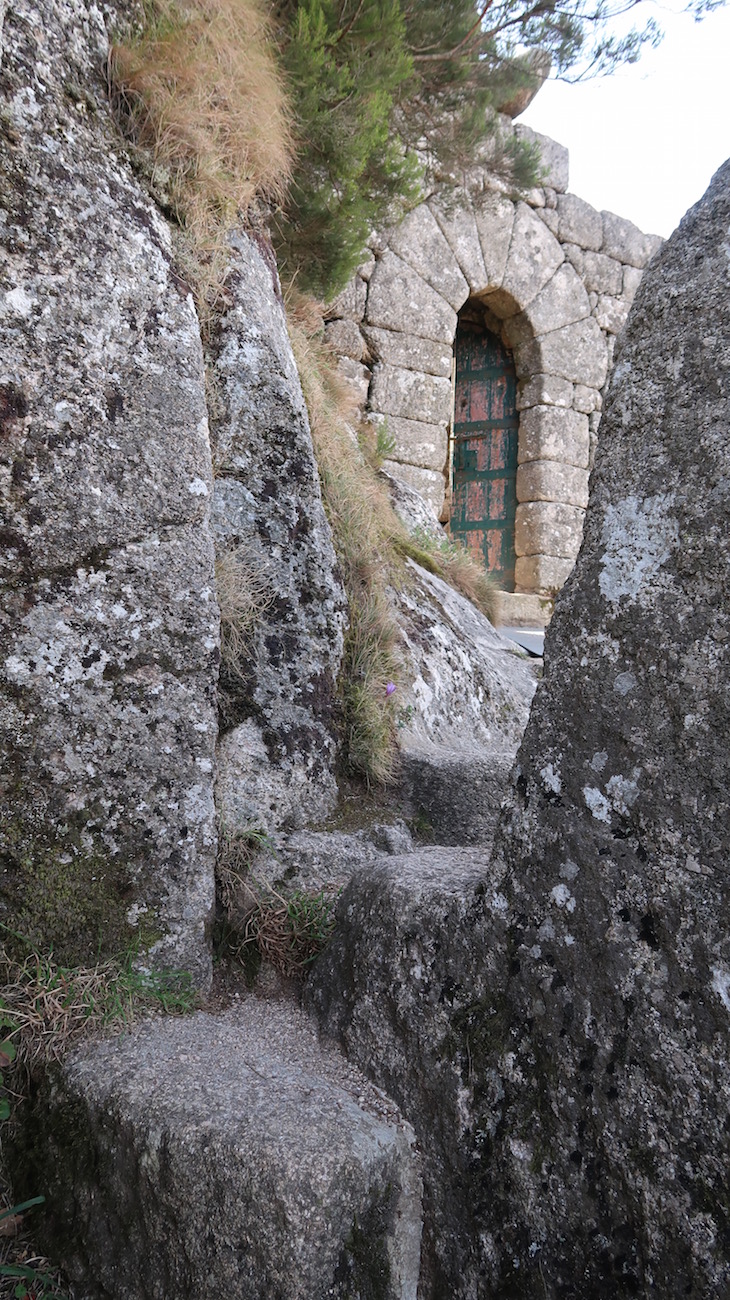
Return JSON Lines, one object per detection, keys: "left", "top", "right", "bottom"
{"left": 450, "top": 321, "right": 518, "bottom": 590}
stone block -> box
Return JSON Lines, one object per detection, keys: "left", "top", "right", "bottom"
{"left": 622, "top": 263, "right": 644, "bottom": 301}
{"left": 514, "top": 553, "right": 575, "bottom": 593}
{"left": 573, "top": 383, "right": 601, "bottom": 414}
{"left": 325, "top": 274, "right": 367, "bottom": 322}
{"left": 400, "top": 748, "right": 515, "bottom": 846}
{"left": 514, "top": 124, "right": 570, "bottom": 192}
{"left": 601, "top": 210, "right": 659, "bottom": 267}
{"left": 582, "top": 250, "right": 624, "bottom": 295}
{"left": 388, "top": 204, "right": 469, "bottom": 310}
{"left": 325, "top": 317, "right": 366, "bottom": 361}
{"left": 337, "top": 356, "right": 371, "bottom": 405}
{"left": 515, "top": 316, "right": 608, "bottom": 387}
{"left": 23, "top": 1006, "right": 423, "bottom": 1300}
{"left": 381, "top": 461, "right": 446, "bottom": 517}
{"left": 515, "top": 500, "right": 585, "bottom": 558}
{"left": 429, "top": 198, "right": 488, "bottom": 294}
{"left": 363, "top": 326, "right": 452, "bottom": 378}
{"left": 509, "top": 263, "right": 590, "bottom": 343}
{"left": 544, "top": 187, "right": 557, "bottom": 210}
{"left": 495, "top": 590, "right": 554, "bottom": 626}
{"left": 473, "top": 192, "right": 515, "bottom": 288}
{"left": 557, "top": 192, "right": 603, "bottom": 250}
{"left": 562, "top": 242, "right": 585, "bottom": 274}
{"left": 593, "top": 294, "right": 631, "bottom": 335}
{"left": 366, "top": 251, "right": 457, "bottom": 343}
{"left": 370, "top": 363, "right": 452, "bottom": 425}
{"left": 537, "top": 207, "right": 560, "bottom": 235}
{"left": 381, "top": 416, "right": 448, "bottom": 472}
{"left": 516, "top": 459, "right": 590, "bottom": 508}
{"left": 501, "top": 203, "right": 564, "bottom": 309}
{"left": 518, "top": 406, "right": 590, "bottom": 468}
{"left": 516, "top": 373, "right": 574, "bottom": 410}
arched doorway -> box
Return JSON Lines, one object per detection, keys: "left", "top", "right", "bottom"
{"left": 450, "top": 314, "right": 519, "bottom": 591}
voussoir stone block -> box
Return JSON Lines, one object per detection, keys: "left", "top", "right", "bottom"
{"left": 515, "top": 315, "right": 608, "bottom": 387}
{"left": 362, "top": 327, "right": 452, "bottom": 378}
{"left": 388, "top": 205, "right": 469, "bottom": 310}
{"left": 381, "top": 461, "right": 445, "bottom": 517}
{"left": 601, "top": 210, "right": 662, "bottom": 267}
{"left": 473, "top": 192, "right": 515, "bottom": 288}
{"left": 21, "top": 1006, "right": 423, "bottom": 1300}
{"left": 509, "top": 262, "right": 590, "bottom": 343}
{"left": 516, "top": 460, "right": 590, "bottom": 508}
{"left": 518, "top": 405, "right": 590, "bottom": 468}
{"left": 516, "top": 373, "right": 574, "bottom": 410}
{"left": 381, "top": 416, "right": 448, "bottom": 472}
{"left": 369, "top": 363, "right": 452, "bottom": 425}
{"left": 515, "top": 500, "right": 585, "bottom": 558}
{"left": 582, "top": 250, "right": 624, "bottom": 296}
{"left": 557, "top": 192, "right": 603, "bottom": 250}
{"left": 366, "top": 251, "right": 457, "bottom": 343}
{"left": 428, "top": 197, "right": 489, "bottom": 294}
{"left": 501, "top": 202, "right": 564, "bottom": 308}
{"left": 514, "top": 553, "right": 575, "bottom": 593}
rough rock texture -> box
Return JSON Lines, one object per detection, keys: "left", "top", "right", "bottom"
{"left": 210, "top": 233, "right": 347, "bottom": 834}
{"left": 20, "top": 1002, "right": 423, "bottom": 1299}
{"left": 311, "top": 163, "right": 730, "bottom": 1296}
{"left": 0, "top": 0, "right": 218, "bottom": 983}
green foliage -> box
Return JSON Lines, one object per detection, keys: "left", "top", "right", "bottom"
{"left": 273, "top": 0, "right": 421, "bottom": 297}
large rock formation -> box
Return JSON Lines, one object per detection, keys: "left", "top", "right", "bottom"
{"left": 0, "top": 0, "right": 218, "bottom": 984}
{"left": 209, "top": 233, "right": 347, "bottom": 835}
{"left": 310, "top": 159, "right": 730, "bottom": 1295}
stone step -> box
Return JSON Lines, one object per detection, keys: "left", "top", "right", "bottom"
{"left": 400, "top": 745, "right": 515, "bottom": 846}
{"left": 20, "top": 1000, "right": 422, "bottom": 1300}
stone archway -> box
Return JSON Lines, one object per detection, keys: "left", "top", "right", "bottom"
{"left": 359, "top": 189, "right": 610, "bottom": 597}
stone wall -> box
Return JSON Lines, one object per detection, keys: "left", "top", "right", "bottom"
{"left": 324, "top": 125, "right": 663, "bottom": 599}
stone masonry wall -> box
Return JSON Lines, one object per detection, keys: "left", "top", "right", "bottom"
{"left": 324, "top": 124, "right": 663, "bottom": 598}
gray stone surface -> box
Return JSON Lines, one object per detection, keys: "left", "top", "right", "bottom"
{"left": 514, "top": 124, "right": 570, "bottom": 192}
{"left": 380, "top": 461, "right": 446, "bottom": 516}
{"left": 516, "top": 314, "right": 608, "bottom": 386}
{"left": 362, "top": 327, "right": 452, "bottom": 378}
{"left": 22, "top": 1004, "right": 423, "bottom": 1300}
{"left": 518, "top": 405, "right": 591, "bottom": 467}
{"left": 582, "top": 249, "right": 624, "bottom": 295}
{"left": 310, "top": 160, "right": 730, "bottom": 1296}
{"left": 515, "top": 500, "right": 585, "bottom": 558}
{"left": 429, "top": 197, "right": 488, "bottom": 294}
{"left": 516, "top": 373, "right": 573, "bottom": 410}
{"left": 379, "top": 416, "right": 448, "bottom": 472}
{"left": 508, "top": 262, "right": 590, "bottom": 343}
{"left": 473, "top": 192, "right": 515, "bottom": 287}
{"left": 390, "top": 562, "right": 537, "bottom": 755}
{"left": 601, "top": 209, "right": 662, "bottom": 267}
{"left": 0, "top": 0, "right": 218, "bottom": 984}
{"left": 388, "top": 204, "right": 469, "bottom": 310}
{"left": 515, "top": 552, "right": 575, "bottom": 593}
{"left": 516, "top": 459, "right": 589, "bottom": 508}
{"left": 210, "top": 233, "right": 347, "bottom": 834}
{"left": 324, "top": 317, "right": 366, "bottom": 361}
{"left": 557, "top": 191, "right": 603, "bottom": 250}
{"left": 400, "top": 747, "right": 515, "bottom": 847}
{"left": 593, "top": 291, "right": 631, "bottom": 335}
{"left": 250, "top": 820, "right": 415, "bottom": 894}
{"left": 366, "top": 251, "right": 457, "bottom": 342}
{"left": 325, "top": 274, "right": 367, "bottom": 322}
{"left": 369, "top": 363, "right": 452, "bottom": 425}
{"left": 380, "top": 469, "right": 448, "bottom": 542}
{"left": 501, "top": 202, "right": 564, "bottom": 307}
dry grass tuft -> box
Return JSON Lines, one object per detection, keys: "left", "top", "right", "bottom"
{"left": 285, "top": 289, "right": 404, "bottom": 786}
{"left": 108, "top": 0, "right": 293, "bottom": 315}
{"left": 0, "top": 944, "right": 196, "bottom": 1073}
{"left": 394, "top": 528, "right": 501, "bottom": 625}
{"left": 215, "top": 544, "right": 274, "bottom": 679}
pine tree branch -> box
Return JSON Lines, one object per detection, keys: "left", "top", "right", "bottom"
{"left": 409, "top": 0, "right": 495, "bottom": 62}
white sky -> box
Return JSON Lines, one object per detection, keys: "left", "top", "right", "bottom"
{"left": 519, "top": 1, "right": 730, "bottom": 237}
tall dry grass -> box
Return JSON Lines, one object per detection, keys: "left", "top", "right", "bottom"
{"left": 109, "top": 0, "right": 293, "bottom": 314}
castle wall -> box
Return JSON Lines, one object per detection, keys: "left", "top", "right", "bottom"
{"left": 323, "top": 126, "right": 663, "bottom": 600}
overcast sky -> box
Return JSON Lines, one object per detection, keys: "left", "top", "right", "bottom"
{"left": 519, "top": 1, "right": 730, "bottom": 238}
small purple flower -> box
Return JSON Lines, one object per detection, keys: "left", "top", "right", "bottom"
{"left": 385, "top": 682, "right": 396, "bottom": 696}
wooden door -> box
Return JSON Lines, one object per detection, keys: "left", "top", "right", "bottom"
{"left": 450, "top": 321, "right": 518, "bottom": 590}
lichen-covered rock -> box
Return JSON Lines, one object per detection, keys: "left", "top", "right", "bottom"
{"left": 210, "top": 232, "right": 347, "bottom": 834}
{"left": 0, "top": 0, "right": 218, "bottom": 984}
{"left": 311, "top": 162, "right": 730, "bottom": 1296}
{"left": 20, "top": 1003, "right": 423, "bottom": 1300}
